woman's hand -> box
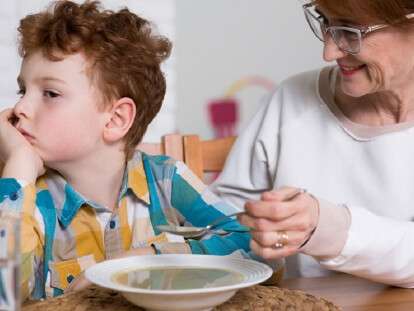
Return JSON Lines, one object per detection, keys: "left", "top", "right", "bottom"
{"left": 238, "top": 187, "right": 319, "bottom": 260}
{"left": 0, "top": 108, "right": 44, "bottom": 181}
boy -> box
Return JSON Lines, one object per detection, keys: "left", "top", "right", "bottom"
{"left": 0, "top": 0, "right": 250, "bottom": 300}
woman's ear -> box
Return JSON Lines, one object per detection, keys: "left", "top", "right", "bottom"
{"left": 103, "top": 97, "right": 136, "bottom": 143}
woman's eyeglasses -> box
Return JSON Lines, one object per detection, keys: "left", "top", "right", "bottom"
{"left": 302, "top": 3, "right": 414, "bottom": 55}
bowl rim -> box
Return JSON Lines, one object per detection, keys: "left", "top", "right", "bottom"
{"left": 85, "top": 254, "right": 273, "bottom": 295}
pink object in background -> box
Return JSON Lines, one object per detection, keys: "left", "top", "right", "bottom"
{"left": 207, "top": 98, "right": 239, "bottom": 138}
{"left": 207, "top": 76, "right": 276, "bottom": 139}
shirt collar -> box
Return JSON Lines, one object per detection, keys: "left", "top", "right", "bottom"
{"left": 125, "top": 151, "right": 150, "bottom": 204}
{"left": 45, "top": 170, "right": 88, "bottom": 228}
{"left": 45, "top": 151, "right": 150, "bottom": 228}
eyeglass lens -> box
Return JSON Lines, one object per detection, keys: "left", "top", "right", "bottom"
{"left": 304, "top": 7, "right": 361, "bottom": 53}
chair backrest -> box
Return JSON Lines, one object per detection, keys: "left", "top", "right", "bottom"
{"left": 137, "top": 134, "right": 236, "bottom": 180}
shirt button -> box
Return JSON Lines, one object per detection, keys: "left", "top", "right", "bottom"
{"left": 109, "top": 220, "right": 116, "bottom": 229}
{"left": 9, "top": 192, "right": 18, "bottom": 201}
{"left": 67, "top": 274, "right": 75, "bottom": 284}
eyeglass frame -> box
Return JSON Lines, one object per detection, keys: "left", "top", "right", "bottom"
{"left": 302, "top": 2, "right": 414, "bottom": 55}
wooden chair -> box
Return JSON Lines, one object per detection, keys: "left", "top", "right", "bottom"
{"left": 138, "top": 134, "right": 236, "bottom": 180}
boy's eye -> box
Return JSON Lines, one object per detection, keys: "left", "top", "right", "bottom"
{"left": 43, "top": 90, "right": 60, "bottom": 98}
{"left": 16, "top": 89, "right": 25, "bottom": 97}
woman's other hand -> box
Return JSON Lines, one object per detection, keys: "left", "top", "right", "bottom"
{"left": 239, "top": 187, "right": 320, "bottom": 260}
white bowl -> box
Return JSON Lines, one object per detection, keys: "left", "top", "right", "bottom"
{"left": 85, "top": 254, "right": 272, "bottom": 311}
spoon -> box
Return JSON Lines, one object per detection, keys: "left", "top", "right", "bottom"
{"left": 157, "top": 211, "right": 248, "bottom": 238}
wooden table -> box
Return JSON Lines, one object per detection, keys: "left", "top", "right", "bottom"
{"left": 282, "top": 274, "right": 414, "bottom": 311}
{"left": 22, "top": 274, "right": 414, "bottom": 311}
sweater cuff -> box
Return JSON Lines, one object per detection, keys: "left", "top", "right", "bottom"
{"left": 301, "top": 198, "right": 351, "bottom": 259}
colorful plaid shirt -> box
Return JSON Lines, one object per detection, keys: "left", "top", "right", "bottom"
{"left": 0, "top": 151, "right": 250, "bottom": 300}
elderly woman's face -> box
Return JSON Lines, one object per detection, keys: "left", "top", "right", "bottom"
{"left": 321, "top": 12, "right": 414, "bottom": 98}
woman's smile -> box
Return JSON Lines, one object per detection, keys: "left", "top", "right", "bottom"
{"left": 338, "top": 63, "right": 366, "bottom": 77}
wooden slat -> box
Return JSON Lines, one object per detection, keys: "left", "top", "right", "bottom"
{"left": 136, "top": 142, "right": 163, "bottom": 155}
{"left": 162, "top": 134, "right": 184, "bottom": 161}
{"left": 183, "top": 135, "right": 203, "bottom": 178}
{"left": 201, "top": 136, "right": 236, "bottom": 172}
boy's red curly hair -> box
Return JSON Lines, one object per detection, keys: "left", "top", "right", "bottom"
{"left": 18, "top": 0, "right": 172, "bottom": 158}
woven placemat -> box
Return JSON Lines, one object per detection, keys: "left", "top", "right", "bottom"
{"left": 23, "top": 285, "right": 340, "bottom": 311}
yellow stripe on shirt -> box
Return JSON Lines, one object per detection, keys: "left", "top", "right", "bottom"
{"left": 70, "top": 206, "right": 105, "bottom": 262}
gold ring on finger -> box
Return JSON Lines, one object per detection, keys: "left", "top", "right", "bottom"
{"left": 279, "top": 231, "right": 289, "bottom": 245}
{"left": 274, "top": 230, "right": 289, "bottom": 249}
{"left": 274, "top": 242, "right": 284, "bottom": 249}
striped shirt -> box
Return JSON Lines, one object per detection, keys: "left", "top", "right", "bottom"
{"left": 0, "top": 151, "right": 250, "bottom": 300}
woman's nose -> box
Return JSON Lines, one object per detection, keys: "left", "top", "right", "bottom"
{"left": 322, "top": 33, "right": 347, "bottom": 62}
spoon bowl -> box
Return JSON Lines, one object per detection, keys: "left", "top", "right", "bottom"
{"left": 157, "top": 211, "right": 248, "bottom": 238}
{"left": 156, "top": 225, "right": 226, "bottom": 238}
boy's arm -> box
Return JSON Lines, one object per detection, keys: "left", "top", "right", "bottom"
{"left": 0, "top": 109, "right": 45, "bottom": 300}
{"left": 155, "top": 161, "right": 250, "bottom": 255}
{"left": 0, "top": 179, "right": 44, "bottom": 301}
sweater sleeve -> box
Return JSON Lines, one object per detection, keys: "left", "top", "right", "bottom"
{"left": 316, "top": 205, "right": 414, "bottom": 288}
{"left": 210, "top": 94, "right": 280, "bottom": 209}
{"left": 301, "top": 198, "right": 350, "bottom": 259}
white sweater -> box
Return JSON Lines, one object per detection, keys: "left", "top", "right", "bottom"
{"left": 211, "top": 66, "right": 414, "bottom": 287}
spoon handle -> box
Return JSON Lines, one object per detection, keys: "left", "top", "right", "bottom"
{"left": 208, "top": 211, "right": 245, "bottom": 230}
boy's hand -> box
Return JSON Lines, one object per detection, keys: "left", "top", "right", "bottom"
{"left": 112, "top": 246, "right": 156, "bottom": 259}
{"left": 64, "top": 271, "right": 91, "bottom": 294}
{"left": 65, "top": 247, "right": 156, "bottom": 294}
{"left": 0, "top": 108, "right": 45, "bottom": 182}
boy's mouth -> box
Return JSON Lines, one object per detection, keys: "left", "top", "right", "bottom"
{"left": 17, "top": 128, "right": 35, "bottom": 140}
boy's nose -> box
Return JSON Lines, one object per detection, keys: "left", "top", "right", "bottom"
{"left": 322, "top": 34, "right": 347, "bottom": 62}
{"left": 14, "top": 97, "right": 32, "bottom": 119}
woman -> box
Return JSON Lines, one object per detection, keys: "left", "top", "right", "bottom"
{"left": 211, "top": 0, "right": 414, "bottom": 287}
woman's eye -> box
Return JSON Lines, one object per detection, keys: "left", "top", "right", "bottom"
{"left": 319, "top": 15, "right": 329, "bottom": 26}
{"left": 44, "top": 90, "right": 60, "bottom": 98}
{"left": 315, "top": 9, "right": 329, "bottom": 25}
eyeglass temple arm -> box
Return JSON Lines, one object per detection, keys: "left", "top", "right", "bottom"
{"left": 365, "top": 12, "right": 414, "bottom": 33}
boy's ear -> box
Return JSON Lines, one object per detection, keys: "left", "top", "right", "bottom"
{"left": 103, "top": 97, "right": 136, "bottom": 143}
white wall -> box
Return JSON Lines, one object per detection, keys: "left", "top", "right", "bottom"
{"left": 0, "top": 1, "right": 20, "bottom": 108}
{"left": 175, "top": 0, "right": 327, "bottom": 139}
{"left": 0, "top": 0, "right": 176, "bottom": 142}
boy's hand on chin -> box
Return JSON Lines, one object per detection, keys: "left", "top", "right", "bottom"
{"left": 0, "top": 108, "right": 45, "bottom": 182}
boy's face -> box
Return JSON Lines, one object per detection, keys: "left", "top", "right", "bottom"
{"left": 15, "top": 51, "right": 110, "bottom": 168}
